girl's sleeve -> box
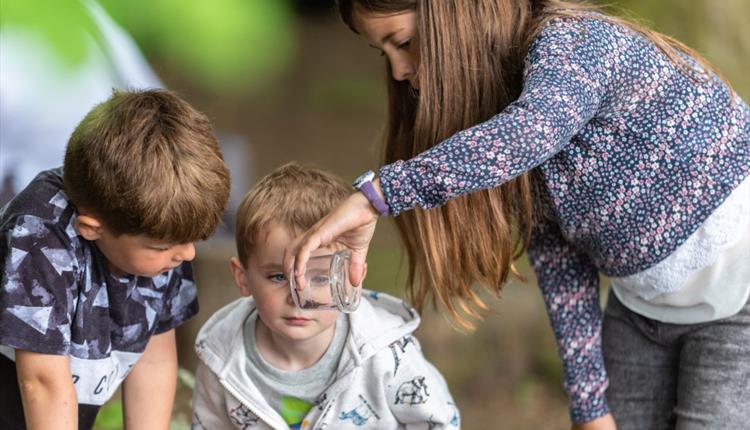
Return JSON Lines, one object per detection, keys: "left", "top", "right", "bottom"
{"left": 379, "top": 17, "right": 614, "bottom": 215}
{"left": 386, "top": 335, "right": 461, "bottom": 429}
{"left": 526, "top": 217, "right": 608, "bottom": 424}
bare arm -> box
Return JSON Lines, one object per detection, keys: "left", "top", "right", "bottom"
{"left": 15, "top": 350, "right": 77, "bottom": 430}
{"left": 122, "top": 329, "right": 178, "bottom": 430}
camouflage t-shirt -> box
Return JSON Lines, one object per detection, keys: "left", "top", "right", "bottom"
{"left": 0, "top": 168, "right": 199, "bottom": 427}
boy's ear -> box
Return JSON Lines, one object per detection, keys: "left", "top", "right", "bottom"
{"left": 76, "top": 215, "right": 103, "bottom": 241}
{"left": 230, "top": 257, "right": 252, "bottom": 297}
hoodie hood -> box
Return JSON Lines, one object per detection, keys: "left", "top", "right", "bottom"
{"left": 194, "top": 289, "right": 420, "bottom": 412}
{"left": 193, "top": 289, "right": 461, "bottom": 430}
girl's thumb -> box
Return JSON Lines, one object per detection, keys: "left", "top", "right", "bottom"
{"left": 349, "top": 252, "right": 368, "bottom": 286}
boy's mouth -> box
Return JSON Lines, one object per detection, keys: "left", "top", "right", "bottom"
{"left": 284, "top": 316, "right": 311, "bottom": 326}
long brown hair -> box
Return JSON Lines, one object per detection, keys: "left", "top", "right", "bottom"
{"left": 339, "top": 0, "right": 727, "bottom": 329}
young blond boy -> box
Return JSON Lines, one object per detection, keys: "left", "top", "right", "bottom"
{"left": 192, "top": 163, "right": 459, "bottom": 429}
{"left": 0, "top": 89, "right": 230, "bottom": 429}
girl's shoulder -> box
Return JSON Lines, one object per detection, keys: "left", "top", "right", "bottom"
{"left": 531, "top": 12, "right": 634, "bottom": 52}
{"left": 527, "top": 12, "right": 643, "bottom": 66}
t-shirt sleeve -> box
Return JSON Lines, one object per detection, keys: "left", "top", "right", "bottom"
{"left": 153, "top": 261, "right": 199, "bottom": 334}
{"left": 0, "top": 215, "right": 78, "bottom": 355}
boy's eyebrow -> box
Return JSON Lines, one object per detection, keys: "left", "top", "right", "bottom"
{"left": 259, "top": 263, "right": 283, "bottom": 271}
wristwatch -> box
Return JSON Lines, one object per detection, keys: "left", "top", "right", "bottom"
{"left": 353, "top": 170, "right": 391, "bottom": 216}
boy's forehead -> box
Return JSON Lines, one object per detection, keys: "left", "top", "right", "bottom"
{"left": 251, "top": 223, "right": 339, "bottom": 261}
{"left": 110, "top": 232, "right": 168, "bottom": 246}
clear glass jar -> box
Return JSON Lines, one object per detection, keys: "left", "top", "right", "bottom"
{"left": 289, "top": 249, "right": 361, "bottom": 313}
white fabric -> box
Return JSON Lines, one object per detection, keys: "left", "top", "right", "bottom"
{"left": 611, "top": 176, "right": 750, "bottom": 323}
{"left": 0, "top": 345, "right": 140, "bottom": 405}
{"left": 191, "top": 290, "right": 460, "bottom": 430}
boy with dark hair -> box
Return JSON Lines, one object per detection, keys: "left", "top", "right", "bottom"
{"left": 0, "top": 89, "right": 231, "bottom": 429}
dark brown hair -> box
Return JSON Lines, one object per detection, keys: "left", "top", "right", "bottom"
{"left": 339, "top": 0, "right": 726, "bottom": 329}
{"left": 235, "top": 162, "right": 350, "bottom": 265}
{"left": 63, "top": 89, "right": 230, "bottom": 243}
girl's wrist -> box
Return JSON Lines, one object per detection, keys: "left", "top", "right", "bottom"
{"left": 352, "top": 171, "right": 390, "bottom": 216}
{"left": 353, "top": 189, "right": 379, "bottom": 218}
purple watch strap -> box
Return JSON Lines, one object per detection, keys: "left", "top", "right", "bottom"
{"left": 359, "top": 180, "right": 391, "bottom": 216}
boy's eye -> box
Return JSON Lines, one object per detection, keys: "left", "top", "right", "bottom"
{"left": 150, "top": 246, "right": 171, "bottom": 252}
{"left": 397, "top": 39, "right": 411, "bottom": 50}
{"left": 310, "top": 275, "right": 330, "bottom": 287}
{"left": 268, "top": 273, "right": 287, "bottom": 283}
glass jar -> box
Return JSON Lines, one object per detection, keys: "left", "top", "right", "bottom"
{"left": 289, "top": 249, "right": 361, "bottom": 313}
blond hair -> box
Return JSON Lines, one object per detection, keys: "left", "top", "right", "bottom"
{"left": 63, "top": 89, "right": 230, "bottom": 243}
{"left": 235, "top": 163, "right": 350, "bottom": 265}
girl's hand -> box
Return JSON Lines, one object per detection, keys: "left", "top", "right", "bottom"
{"left": 284, "top": 184, "right": 381, "bottom": 291}
{"left": 572, "top": 413, "right": 617, "bottom": 430}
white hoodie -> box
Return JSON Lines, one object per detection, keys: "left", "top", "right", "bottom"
{"left": 192, "top": 290, "right": 461, "bottom": 429}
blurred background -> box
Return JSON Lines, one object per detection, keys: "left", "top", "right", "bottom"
{"left": 1, "top": 0, "right": 748, "bottom": 428}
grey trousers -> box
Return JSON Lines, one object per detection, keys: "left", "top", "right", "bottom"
{"left": 602, "top": 290, "right": 750, "bottom": 430}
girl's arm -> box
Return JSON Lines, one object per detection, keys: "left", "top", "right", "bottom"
{"left": 16, "top": 350, "right": 77, "bottom": 430}
{"left": 379, "top": 17, "right": 615, "bottom": 216}
{"left": 526, "top": 217, "right": 608, "bottom": 425}
{"left": 285, "top": 18, "right": 618, "bottom": 281}
{"left": 121, "top": 329, "right": 177, "bottom": 430}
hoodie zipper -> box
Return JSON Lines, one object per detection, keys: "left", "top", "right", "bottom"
{"left": 219, "top": 377, "right": 288, "bottom": 430}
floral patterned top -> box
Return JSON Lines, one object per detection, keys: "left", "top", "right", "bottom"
{"left": 377, "top": 15, "right": 750, "bottom": 423}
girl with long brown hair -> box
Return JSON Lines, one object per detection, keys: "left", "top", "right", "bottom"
{"left": 284, "top": 1, "right": 750, "bottom": 428}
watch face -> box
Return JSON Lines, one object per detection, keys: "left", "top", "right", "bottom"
{"left": 353, "top": 170, "right": 375, "bottom": 189}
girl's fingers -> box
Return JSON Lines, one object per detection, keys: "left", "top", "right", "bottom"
{"left": 285, "top": 192, "right": 379, "bottom": 291}
{"left": 349, "top": 249, "right": 368, "bottom": 286}
{"left": 292, "top": 231, "right": 323, "bottom": 288}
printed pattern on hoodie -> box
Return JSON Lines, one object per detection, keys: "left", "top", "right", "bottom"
{"left": 191, "top": 291, "right": 461, "bottom": 429}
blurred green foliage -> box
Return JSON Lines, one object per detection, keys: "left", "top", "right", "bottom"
{"left": 93, "top": 401, "right": 122, "bottom": 430}
{"left": 0, "top": 0, "right": 101, "bottom": 66}
{"left": 0, "top": 0, "right": 296, "bottom": 94}
{"left": 98, "top": 0, "right": 296, "bottom": 94}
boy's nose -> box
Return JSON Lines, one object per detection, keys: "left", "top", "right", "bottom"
{"left": 286, "top": 291, "right": 295, "bottom": 307}
{"left": 173, "top": 243, "right": 196, "bottom": 262}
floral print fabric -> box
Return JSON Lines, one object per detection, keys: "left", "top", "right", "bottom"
{"left": 378, "top": 15, "right": 750, "bottom": 422}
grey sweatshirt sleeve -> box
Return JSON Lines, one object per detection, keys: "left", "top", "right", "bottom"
{"left": 192, "top": 363, "right": 238, "bottom": 430}
{"left": 385, "top": 335, "right": 461, "bottom": 428}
